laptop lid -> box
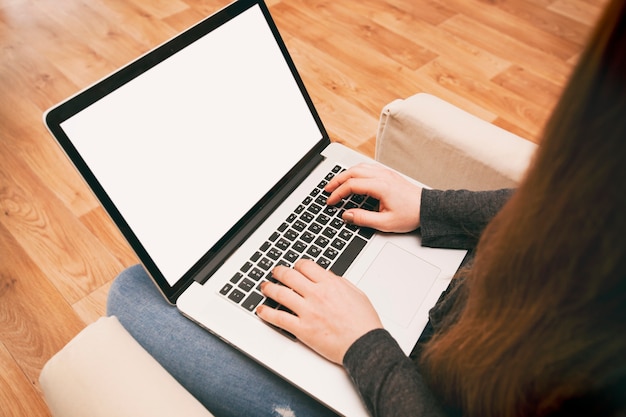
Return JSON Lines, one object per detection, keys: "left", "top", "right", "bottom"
{"left": 44, "top": 0, "right": 330, "bottom": 303}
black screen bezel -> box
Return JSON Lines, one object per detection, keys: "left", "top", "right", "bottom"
{"left": 44, "top": 0, "right": 330, "bottom": 304}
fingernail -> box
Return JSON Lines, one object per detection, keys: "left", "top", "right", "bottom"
{"left": 344, "top": 212, "right": 354, "bottom": 224}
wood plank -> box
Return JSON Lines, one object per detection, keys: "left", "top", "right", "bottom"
{"left": 361, "top": 0, "right": 512, "bottom": 80}
{"left": 435, "top": 0, "right": 582, "bottom": 60}
{"left": 410, "top": 73, "right": 499, "bottom": 123}
{"left": 79, "top": 207, "right": 139, "bottom": 269}
{"left": 383, "top": 0, "right": 458, "bottom": 25}
{"left": 492, "top": 64, "right": 563, "bottom": 110}
{"left": 179, "top": 0, "right": 236, "bottom": 18}
{"left": 548, "top": 0, "right": 605, "bottom": 25}
{"left": 72, "top": 281, "right": 114, "bottom": 325}
{"left": 417, "top": 58, "right": 548, "bottom": 139}
{"left": 440, "top": 14, "right": 575, "bottom": 85}
{"left": 0, "top": 342, "right": 52, "bottom": 417}
{"left": 495, "top": 0, "right": 598, "bottom": 45}
{"left": 0, "top": 222, "right": 85, "bottom": 393}
{"left": 275, "top": 1, "right": 429, "bottom": 105}
{"left": 0, "top": 88, "right": 100, "bottom": 220}
{"left": 0, "top": 141, "right": 123, "bottom": 304}
{"left": 162, "top": 7, "right": 208, "bottom": 31}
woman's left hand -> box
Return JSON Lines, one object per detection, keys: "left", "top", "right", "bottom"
{"left": 256, "top": 259, "right": 383, "bottom": 364}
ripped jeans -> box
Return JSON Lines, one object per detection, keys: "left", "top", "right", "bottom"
{"left": 107, "top": 265, "right": 340, "bottom": 417}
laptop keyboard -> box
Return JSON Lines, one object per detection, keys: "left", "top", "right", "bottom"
{"left": 218, "top": 164, "right": 378, "bottom": 315}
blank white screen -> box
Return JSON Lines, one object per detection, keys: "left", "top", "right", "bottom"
{"left": 61, "top": 5, "right": 323, "bottom": 285}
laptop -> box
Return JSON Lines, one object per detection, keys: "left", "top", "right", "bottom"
{"left": 44, "top": 1, "right": 466, "bottom": 415}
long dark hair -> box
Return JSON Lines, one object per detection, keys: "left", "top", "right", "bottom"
{"left": 421, "top": 0, "right": 626, "bottom": 415}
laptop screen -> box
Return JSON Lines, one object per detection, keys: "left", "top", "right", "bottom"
{"left": 55, "top": 4, "right": 324, "bottom": 288}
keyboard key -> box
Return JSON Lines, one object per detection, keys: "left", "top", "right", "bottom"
{"left": 363, "top": 197, "right": 379, "bottom": 210}
{"left": 339, "top": 230, "right": 353, "bottom": 241}
{"left": 262, "top": 296, "right": 279, "bottom": 309}
{"left": 330, "top": 218, "right": 344, "bottom": 229}
{"left": 358, "top": 227, "right": 376, "bottom": 239}
{"left": 323, "top": 247, "right": 339, "bottom": 260}
{"left": 220, "top": 283, "right": 233, "bottom": 295}
{"left": 317, "top": 257, "right": 331, "bottom": 269}
{"left": 284, "top": 229, "right": 299, "bottom": 241}
{"left": 324, "top": 206, "right": 338, "bottom": 216}
{"left": 293, "top": 241, "right": 307, "bottom": 253}
{"left": 276, "top": 238, "right": 290, "bottom": 250}
{"left": 239, "top": 278, "right": 255, "bottom": 292}
{"left": 307, "top": 245, "right": 322, "bottom": 258}
{"left": 300, "top": 212, "right": 314, "bottom": 223}
{"left": 308, "top": 223, "right": 323, "bottom": 234}
{"left": 351, "top": 194, "right": 365, "bottom": 204}
{"left": 314, "top": 236, "right": 330, "bottom": 248}
{"left": 228, "top": 289, "right": 245, "bottom": 303}
{"left": 301, "top": 231, "right": 315, "bottom": 243}
{"left": 248, "top": 268, "right": 264, "bottom": 281}
{"left": 267, "top": 248, "right": 282, "bottom": 260}
{"left": 258, "top": 257, "right": 273, "bottom": 271}
{"left": 293, "top": 220, "right": 307, "bottom": 232}
{"left": 230, "top": 272, "right": 243, "bottom": 284}
{"left": 284, "top": 250, "right": 299, "bottom": 263}
{"left": 307, "top": 203, "right": 322, "bottom": 214}
{"left": 314, "top": 195, "right": 326, "bottom": 205}
{"left": 330, "top": 236, "right": 367, "bottom": 276}
{"left": 316, "top": 214, "right": 330, "bottom": 225}
{"left": 331, "top": 238, "right": 347, "bottom": 250}
{"left": 242, "top": 292, "right": 264, "bottom": 312}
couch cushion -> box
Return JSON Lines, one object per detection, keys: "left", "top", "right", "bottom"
{"left": 39, "top": 316, "right": 214, "bottom": 417}
{"left": 376, "top": 93, "right": 537, "bottom": 190}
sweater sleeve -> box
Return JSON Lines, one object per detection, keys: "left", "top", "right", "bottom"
{"left": 420, "top": 189, "right": 514, "bottom": 250}
{"left": 343, "top": 329, "right": 447, "bottom": 417}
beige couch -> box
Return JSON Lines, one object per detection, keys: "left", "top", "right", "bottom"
{"left": 39, "top": 93, "right": 537, "bottom": 417}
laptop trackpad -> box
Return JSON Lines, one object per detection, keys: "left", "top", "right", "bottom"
{"left": 357, "top": 243, "right": 441, "bottom": 328}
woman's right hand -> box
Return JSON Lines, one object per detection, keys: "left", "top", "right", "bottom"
{"left": 325, "top": 163, "right": 423, "bottom": 233}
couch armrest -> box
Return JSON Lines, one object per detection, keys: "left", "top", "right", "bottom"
{"left": 375, "top": 93, "right": 537, "bottom": 190}
{"left": 39, "top": 316, "right": 214, "bottom": 417}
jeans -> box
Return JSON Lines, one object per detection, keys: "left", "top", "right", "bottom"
{"left": 106, "top": 264, "right": 340, "bottom": 417}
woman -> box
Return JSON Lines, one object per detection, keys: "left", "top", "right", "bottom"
{"left": 108, "top": 0, "right": 625, "bottom": 415}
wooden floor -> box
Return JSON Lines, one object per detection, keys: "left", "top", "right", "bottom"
{"left": 0, "top": 0, "right": 605, "bottom": 414}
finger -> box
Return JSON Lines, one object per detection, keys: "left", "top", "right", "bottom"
{"left": 271, "top": 265, "right": 314, "bottom": 295}
{"left": 324, "top": 163, "right": 378, "bottom": 195}
{"left": 259, "top": 280, "right": 304, "bottom": 312}
{"left": 256, "top": 303, "right": 299, "bottom": 334}
{"left": 327, "top": 178, "right": 385, "bottom": 206}
{"left": 343, "top": 208, "right": 389, "bottom": 230}
{"left": 293, "top": 258, "right": 334, "bottom": 283}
